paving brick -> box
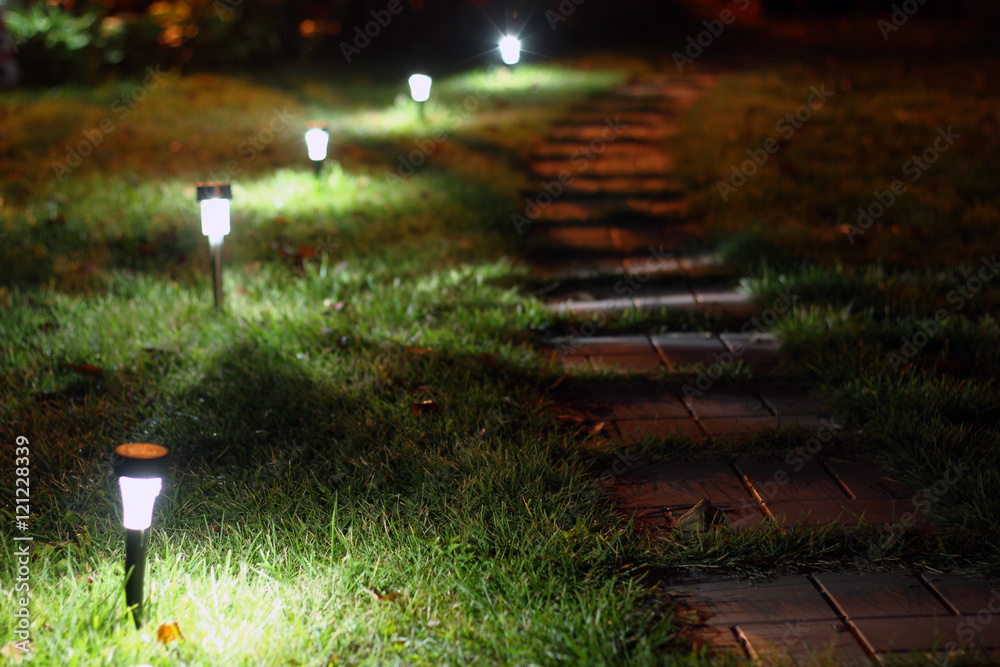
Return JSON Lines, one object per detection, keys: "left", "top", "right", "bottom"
{"left": 548, "top": 335, "right": 653, "bottom": 355}
{"left": 531, "top": 199, "right": 686, "bottom": 223}
{"left": 622, "top": 255, "right": 684, "bottom": 277}
{"left": 615, "top": 462, "right": 750, "bottom": 508}
{"left": 683, "top": 391, "right": 770, "bottom": 419}
{"left": 560, "top": 111, "right": 674, "bottom": 127}
{"left": 856, "top": 616, "right": 1000, "bottom": 653}
{"left": 549, "top": 124, "right": 679, "bottom": 143}
{"left": 756, "top": 387, "right": 831, "bottom": 418}
{"left": 650, "top": 332, "right": 727, "bottom": 369}
{"left": 632, "top": 290, "right": 698, "bottom": 311}
{"left": 920, "top": 574, "right": 1000, "bottom": 616}
{"left": 532, "top": 256, "right": 626, "bottom": 280}
{"left": 614, "top": 418, "right": 704, "bottom": 441}
{"left": 823, "top": 458, "right": 912, "bottom": 501}
{"left": 735, "top": 459, "right": 849, "bottom": 503}
{"left": 561, "top": 176, "right": 683, "bottom": 197}
{"left": 587, "top": 353, "right": 664, "bottom": 373}
{"left": 814, "top": 573, "right": 951, "bottom": 619}
{"left": 548, "top": 299, "right": 635, "bottom": 316}
{"left": 700, "top": 417, "right": 780, "bottom": 437}
{"left": 532, "top": 154, "right": 675, "bottom": 179}
{"left": 736, "top": 620, "right": 871, "bottom": 665}
{"left": 669, "top": 576, "right": 839, "bottom": 626}
{"left": 593, "top": 392, "right": 689, "bottom": 420}
{"left": 679, "top": 253, "right": 730, "bottom": 279}
{"left": 611, "top": 223, "right": 703, "bottom": 254}
{"left": 531, "top": 225, "right": 615, "bottom": 250}
{"left": 720, "top": 332, "right": 783, "bottom": 369}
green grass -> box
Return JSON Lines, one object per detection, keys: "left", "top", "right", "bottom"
{"left": 0, "top": 59, "right": 722, "bottom": 665}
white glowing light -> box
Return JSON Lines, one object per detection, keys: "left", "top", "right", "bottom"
{"left": 119, "top": 476, "right": 163, "bottom": 531}
{"left": 499, "top": 36, "right": 521, "bottom": 65}
{"left": 408, "top": 74, "right": 433, "bottom": 103}
{"left": 200, "top": 198, "right": 230, "bottom": 245}
{"left": 305, "top": 128, "right": 329, "bottom": 162}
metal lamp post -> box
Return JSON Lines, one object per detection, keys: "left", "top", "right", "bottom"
{"left": 113, "top": 443, "right": 169, "bottom": 629}
{"left": 196, "top": 182, "right": 232, "bottom": 310}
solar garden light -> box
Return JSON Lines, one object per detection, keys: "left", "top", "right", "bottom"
{"left": 113, "top": 443, "right": 169, "bottom": 629}
{"left": 305, "top": 123, "right": 330, "bottom": 177}
{"left": 499, "top": 35, "right": 521, "bottom": 68}
{"left": 408, "top": 74, "right": 432, "bottom": 121}
{"left": 196, "top": 182, "right": 232, "bottom": 310}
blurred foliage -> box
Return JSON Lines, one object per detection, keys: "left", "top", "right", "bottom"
{"left": 4, "top": 0, "right": 298, "bottom": 84}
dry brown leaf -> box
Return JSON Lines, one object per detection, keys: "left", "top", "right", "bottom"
{"left": 366, "top": 588, "right": 401, "bottom": 602}
{"left": 590, "top": 422, "right": 607, "bottom": 435}
{"left": 1, "top": 641, "right": 29, "bottom": 663}
{"left": 59, "top": 362, "right": 104, "bottom": 379}
{"left": 478, "top": 353, "right": 497, "bottom": 366}
{"left": 157, "top": 621, "right": 183, "bottom": 644}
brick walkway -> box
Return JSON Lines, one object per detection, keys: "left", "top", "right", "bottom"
{"left": 521, "top": 74, "right": 1000, "bottom": 663}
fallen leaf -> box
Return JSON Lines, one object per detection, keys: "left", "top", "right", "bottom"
{"left": 672, "top": 499, "right": 727, "bottom": 533}
{"left": 590, "top": 422, "right": 607, "bottom": 435}
{"left": 157, "top": 621, "right": 183, "bottom": 644}
{"left": 1, "top": 642, "right": 29, "bottom": 663}
{"left": 59, "top": 362, "right": 104, "bottom": 379}
{"left": 366, "top": 588, "right": 401, "bottom": 602}
{"left": 295, "top": 245, "right": 317, "bottom": 259}
{"left": 478, "top": 353, "right": 497, "bottom": 366}
{"left": 323, "top": 299, "right": 346, "bottom": 312}
{"left": 406, "top": 347, "right": 433, "bottom": 355}
{"left": 410, "top": 400, "right": 443, "bottom": 415}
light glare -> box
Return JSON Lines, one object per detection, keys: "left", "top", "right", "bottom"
{"left": 119, "top": 476, "right": 163, "bottom": 531}
{"left": 305, "top": 128, "right": 329, "bottom": 162}
{"left": 408, "top": 74, "right": 433, "bottom": 103}
{"left": 200, "top": 198, "right": 230, "bottom": 244}
{"left": 499, "top": 36, "right": 521, "bottom": 65}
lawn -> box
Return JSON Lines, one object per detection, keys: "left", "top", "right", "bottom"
{"left": 2, "top": 17, "right": 1000, "bottom": 665}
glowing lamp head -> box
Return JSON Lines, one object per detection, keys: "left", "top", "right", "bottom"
{"left": 305, "top": 124, "right": 329, "bottom": 162}
{"left": 408, "top": 74, "right": 432, "bottom": 103}
{"left": 499, "top": 35, "right": 521, "bottom": 65}
{"left": 196, "top": 183, "right": 232, "bottom": 245}
{"left": 113, "top": 443, "right": 169, "bottom": 531}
